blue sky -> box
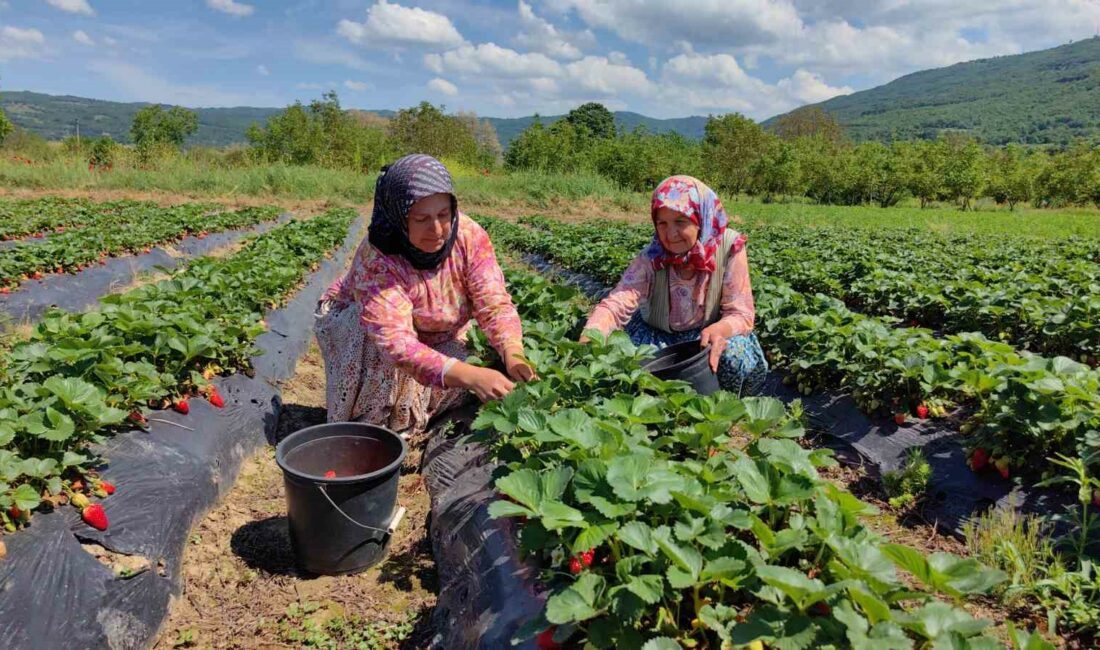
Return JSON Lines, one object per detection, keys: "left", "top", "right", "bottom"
{"left": 2, "top": 0, "right": 1098, "bottom": 119}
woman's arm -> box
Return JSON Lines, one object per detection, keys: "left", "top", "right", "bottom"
{"left": 714, "top": 237, "right": 755, "bottom": 337}
{"left": 463, "top": 221, "right": 525, "bottom": 362}
{"left": 357, "top": 265, "right": 455, "bottom": 388}
{"left": 583, "top": 254, "right": 652, "bottom": 338}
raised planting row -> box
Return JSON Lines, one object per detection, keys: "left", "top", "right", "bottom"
{"left": 462, "top": 263, "right": 1050, "bottom": 649}
{"left": 0, "top": 207, "right": 356, "bottom": 534}
{"left": 516, "top": 215, "right": 1100, "bottom": 362}
{"left": 0, "top": 197, "right": 142, "bottom": 241}
{"left": 476, "top": 215, "right": 1100, "bottom": 485}
{"left": 0, "top": 203, "right": 282, "bottom": 291}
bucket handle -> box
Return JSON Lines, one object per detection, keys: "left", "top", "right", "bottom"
{"left": 315, "top": 483, "right": 407, "bottom": 537}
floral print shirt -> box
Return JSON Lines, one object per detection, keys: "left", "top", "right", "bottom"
{"left": 327, "top": 213, "right": 523, "bottom": 387}
{"left": 585, "top": 235, "right": 755, "bottom": 337}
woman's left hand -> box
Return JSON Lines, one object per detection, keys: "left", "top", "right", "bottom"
{"left": 699, "top": 323, "right": 731, "bottom": 373}
{"left": 504, "top": 347, "right": 539, "bottom": 382}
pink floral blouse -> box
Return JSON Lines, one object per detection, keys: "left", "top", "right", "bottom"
{"left": 585, "top": 236, "right": 755, "bottom": 337}
{"left": 327, "top": 213, "right": 523, "bottom": 387}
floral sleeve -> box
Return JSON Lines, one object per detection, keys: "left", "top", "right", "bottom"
{"left": 583, "top": 253, "right": 652, "bottom": 337}
{"left": 357, "top": 264, "right": 452, "bottom": 388}
{"left": 464, "top": 221, "right": 524, "bottom": 358}
{"left": 716, "top": 236, "right": 755, "bottom": 337}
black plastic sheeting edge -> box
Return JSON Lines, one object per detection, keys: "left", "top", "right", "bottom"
{"left": 420, "top": 411, "right": 545, "bottom": 650}
{"left": 0, "top": 213, "right": 294, "bottom": 326}
{"left": 517, "top": 252, "right": 1069, "bottom": 537}
{"left": 0, "top": 214, "right": 365, "bottom": 650}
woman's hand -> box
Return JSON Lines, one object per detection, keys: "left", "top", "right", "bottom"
{"left": 699, "top": 322, "right": 732, "bottom": 373}
{"left": 504, "top": 347, "right": 538, "bottom": 382}
{"left": 447, "top": 362, "right": 515, "bottom": 402}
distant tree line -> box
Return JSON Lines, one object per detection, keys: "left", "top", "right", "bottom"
{"left": 505, "top": 105, "right": 1100, "bottom": 210}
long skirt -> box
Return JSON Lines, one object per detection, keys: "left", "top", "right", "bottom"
{"left": 625, "top": 312, "right": 769, "bottom": 396}
{"left": 314, "top": 298, "right": 469, "bottom": 435}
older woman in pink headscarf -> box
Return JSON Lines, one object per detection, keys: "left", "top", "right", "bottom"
{"left": 582, "top": 175, "right": 767, "bottom": 395}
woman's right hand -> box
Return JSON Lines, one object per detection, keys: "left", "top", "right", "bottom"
{"left": 447, "top": 362, "right": 515, "bottom": 402}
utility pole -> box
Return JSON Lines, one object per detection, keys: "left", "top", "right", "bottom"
{"left": 75, "top": 118, "right": 81, "bottom": 151}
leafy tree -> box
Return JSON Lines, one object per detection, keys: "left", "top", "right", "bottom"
{"left": 457, "top": 111, "right": 503, "bottom": 168}
{"left": 703, "top": 113, "right": 767, "bottom": 195}
{"left": 772, "top": 106, "right": 845, "bottom": 144}
{"left": 0, "top": 106, "right": 13, "bottom": 144}
{"left": 898, "top": 140, "right": 945, "bottom": 208}
{"left": 564, "top": 102, "right": 616, "bottom": 140}
{"left": 939, "top": 134, "right": 985, "bottom": 210}
{"left": 388, "top": 101, "right": 480, "bottom": 164}
{"left": 88, "top": 136, "right": 116, "bottom": 168}
{"left": 246, "top": 92, "right": 394, "bottom": 170}
{"left": 791, "top": 135, "right": 849, "bottom": 204}
{"left": 750, "top": 135, "right": 800, "bottom": 201}
{"left": 130, "top": 105, "right": 198, "bottom": 151}
{"left": 985, "top": 144, "right": 1032, "bottom": 209}
{"left": 504, "top": 119, "right": 588, "bottom": 173}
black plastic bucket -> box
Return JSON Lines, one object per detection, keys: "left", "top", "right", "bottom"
{"left": 642, "top": 340, "right": 721, "bottom": 396}
{"left": 275, "top": 422, "right": 407, "bottom": 575}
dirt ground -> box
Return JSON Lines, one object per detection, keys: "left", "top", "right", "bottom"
{"left": 151, "top": 343, "right": 437, "bottom": 650}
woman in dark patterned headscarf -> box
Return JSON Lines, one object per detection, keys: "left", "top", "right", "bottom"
{"left": 314, "top": 154, "right": 533, "bottom": 433}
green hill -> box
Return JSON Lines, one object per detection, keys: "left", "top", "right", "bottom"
{"left": 0, "top": 91, "right": 708, "bottom": 148}
{"left": 765, "top": 37, "right": 1100, "bottom": 145}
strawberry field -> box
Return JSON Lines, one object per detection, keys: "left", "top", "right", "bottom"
{"left": 2, "top": 194, "right": 1098, "bottom": 649}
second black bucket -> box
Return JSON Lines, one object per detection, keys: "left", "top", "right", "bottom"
{"left": 275, "top": 422, "right": 407, "bottom": 575}
{"left": 642, "top": 340, "right": 721, "bottom": 396}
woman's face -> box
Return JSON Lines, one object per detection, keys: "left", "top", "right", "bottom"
{"left": 407, "top": 193, "right": 453, "bottom": 253}
{"left": 654, "top": 206, "right": 699, "bottom": 255}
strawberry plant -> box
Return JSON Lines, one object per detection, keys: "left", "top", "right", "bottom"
{"left": 0, "top": 208, "right": 355, "bottom": 528}
{"left": 462, "top": 264, "right": 1032, "bottom": 649}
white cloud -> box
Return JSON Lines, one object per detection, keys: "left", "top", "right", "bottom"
{"left": 102, "top": 35, "right": 118, "bottom": 46}
{"left": 564, "top": 56, "right": 653, "bottom": 95}
{"left": 87, "top": 60, "right": 262, "bottom": 107}
{"left": 344, "top": 79, "right": 370, "bottom": 91}
{"left": 45, "top": 0, "right": 94, "bottom": 15}
{"left": 72, "top": 30, "right": 94, "bottom": 46}
{"left": 427, "top": 77, "right": 458, "bottom": 95}
{"left": 658, "top": 52, "right": 850, "bottom": 118}
{"left": 547, "top": 0, "right": 803, "bottom": 48}
{"left": 256, "top": 64, "right": 270, "bottom": 76}
{"left": 515, "top": 0, "right": 583, "bottom": 60}
{"left": 425, "top": 42, "right": 561, "bottom": 78}
{"left": 206, "top": 0, "right": 255, "bottom": 17}
{"left": 0, "top": 26, "right": 47, "bottom": 62}
{"left": 338, "top": 0, "right": 465, "bottom": 51}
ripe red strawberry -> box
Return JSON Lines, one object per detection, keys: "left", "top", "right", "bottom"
{"left": 569, "top": 556, "right": 583, "bottom": 574}
{"left": 82, "top": 504, "right": 108, "bottom": 530}
{"left": 915, "top": 404, "right": 929, "bottom": 419}
{"left": 894, "top": 412, "right": 906, "bottom": 426}
{"left": 809, "top": 602, "right": 832, "bottom": 616}
{"left": 208, "top": 389, "right": 225, "bottom": 408}
{"left": 0, "top": 287, "right": 9, "bottom": 294}
{"left": 31, "top": 271, "right": 43, "bottom": 280}
{"left": 173, "top": 398, "right": 190, "bottom": 415}
{"left": 129, "top": 410, "right": 147, "bottom": 425}
{"left": 970, "top": 447, "right": 989, "bottom": 471}
{"left": 9, "top": 506, "right": 22, "bottom": 519}
{"left": 324, "top": 470, "right": 337, "bottom": 479}
{"left": 581, "top": 549, "right": 595, "bottom": 567}
{"left": 536, "top": 627, "right": 561, "bottom": 650}
{"left": 101, "top": 481, "right": 116, "bottom": 495}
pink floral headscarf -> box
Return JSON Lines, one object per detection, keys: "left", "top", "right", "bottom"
{"left": 644, "top": 175, "right": 728, "bottom": 273}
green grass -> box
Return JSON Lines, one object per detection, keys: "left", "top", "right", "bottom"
{"left": 3, "top": 155, "right": 1099, "bottom": 238}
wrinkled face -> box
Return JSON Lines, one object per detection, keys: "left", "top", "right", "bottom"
{"left": 654, "top": 206, "right": 699, "bottom": 255}
{"left": 407, "top": 193, "right": 453, "bottom": 253}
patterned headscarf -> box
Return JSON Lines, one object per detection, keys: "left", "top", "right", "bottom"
{"left": 644, "top": 175, "right": 729, "bottom": 273}
{"left": 368, "top": 154, "right": 459, "bottom": 270}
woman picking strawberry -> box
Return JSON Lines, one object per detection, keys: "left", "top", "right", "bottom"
{"left": 315, "top": 154, "right": 534, "bottom": 433}
{"left": 581, "top": 175, "right": 767, "bottom": 395}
